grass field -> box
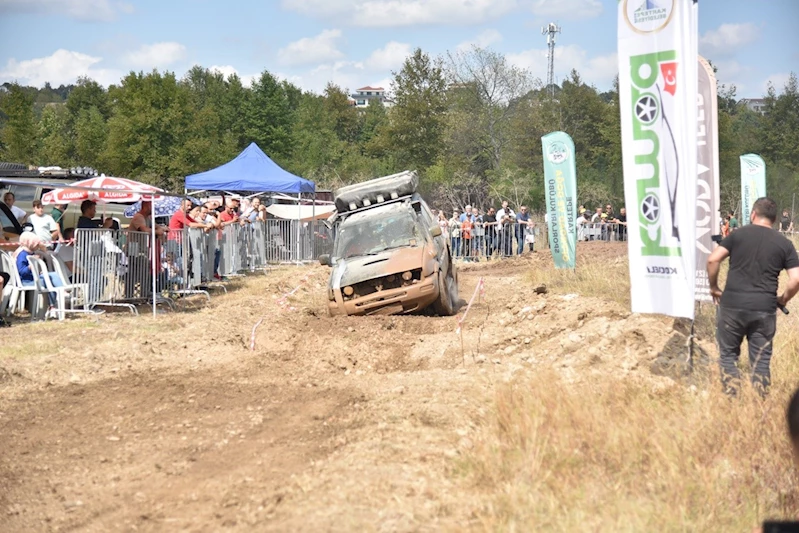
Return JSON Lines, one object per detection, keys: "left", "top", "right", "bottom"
{"left": 466, "top": 257, "right": 799, "bottom": 531}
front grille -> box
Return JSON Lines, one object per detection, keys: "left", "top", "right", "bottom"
{"left": 343, "top": 269, "right": 422, "bottom": 300}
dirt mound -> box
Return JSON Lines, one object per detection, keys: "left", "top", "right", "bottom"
{"left": 0, "top": 259, "right": 712, "bottom": 530}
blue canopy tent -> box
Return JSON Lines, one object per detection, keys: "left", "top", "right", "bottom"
{"left": 185, "top": 142, "right": 315, "bottom": 194}
{"left": 185, "top": 143, "right": 317, "bottom": 263}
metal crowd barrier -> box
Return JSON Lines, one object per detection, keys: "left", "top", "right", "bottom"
{"left": 74, "top": 228, "right": 164, "bottom": 314}
{"left": 578, "top": 222, "right": 627, "bottom": 242}
{"left": 165, "top": 229, "right": 210, "bottom": 301}
{"left": 447, "top": 221, "right": 546, "bottom": 260}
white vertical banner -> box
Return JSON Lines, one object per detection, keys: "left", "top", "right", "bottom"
{"left": 740, "top": 154, "right": 767, "bottom": 225}
{"left": 695, "top": 55, "right": 721, "bottom": 302}
{"left": 618, "top": 0, "right": 698, "bottom": 319}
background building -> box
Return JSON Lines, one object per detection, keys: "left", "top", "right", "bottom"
{"left": 739, "top": 98, "right": 767, "bottom": 114}
{"left": 349, "top": 86, "right": 393, "bottom": 108}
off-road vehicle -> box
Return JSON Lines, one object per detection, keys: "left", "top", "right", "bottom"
{"left": 320, "top": 171, "right": 458, "bottom": 317}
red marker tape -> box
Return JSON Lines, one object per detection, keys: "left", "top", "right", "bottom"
{"left": 455, "top": 277, "right": 484, "bottom": 335}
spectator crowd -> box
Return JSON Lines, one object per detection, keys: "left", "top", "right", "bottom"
{"left": 436, "top": 201, "right": 538, "bottom": 260}
{"left": 1, "top": 191, "right": 272, "bottom": 324}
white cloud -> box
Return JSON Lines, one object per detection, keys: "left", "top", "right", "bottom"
{"left": 286, "top": 41, "right": 411, "bottom": 94}
{"left": 456, "top": 29, "right": 503, "bottom": 52}
{"left": 363, "top": 41, "right": 411, "bottom": 71}
{"left": 207, "top": 65, "right": 258, "bottom": 87}
{"left": 282, "top": 61, "right": 367, "bottom": 95}
{"left": 507, "top": 44, "right": 617, "bottom": 88}
{"left": 124, "top": 42, "right": 187, "bottom": 69}
{"left": 281, "top": 0, "right": 517, "bottom": 27}
{"left": 0, "top": 0, "right": 132, "bottom": 22}
{"left": 277, "top": 29, "right": 345, "bottom": 67}
{"left": 530, "top": 0, "right": 602, "bottom": 19}
{"left": 0, "top": 49, "right": 122, "bottom": 87}
{"left": 699, "top": 23, "right": 760, "bottom": 59}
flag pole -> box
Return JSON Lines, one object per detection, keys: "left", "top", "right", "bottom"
{"left": 151, "top": 197, "right": 157, "bottom": 318}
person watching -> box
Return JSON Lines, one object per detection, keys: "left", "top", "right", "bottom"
{"left": 3, "top": 191, "right": 27, "bottom": 223}
{"left": 707, "top": 197, "right": 799, "bottom": 396}
{"left": 14, "top": 232, "right": 63, "bottom": 319}
{"left": 77, "top": 200, "right": 114, "bottom": 229}
{"left": 780, "top": 209, "right": 794, "bottom": 235}
{"left": 29, "top": 200, "right": 62, "bottom": 247}
{"left": 51, "top": 203, "right": 68, "bottom": 234}
{"left": 53, "top": 228, "right": 76, "bottom": 277}
{"left": 128, "top": 201, "right": 166, "bottom": 237}
{"left": 219, "top": 200, "right": 241, "bottom": 228}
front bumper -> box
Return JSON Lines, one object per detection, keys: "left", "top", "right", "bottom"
{"left": 328, "top": 274, "right": 438, "bottom": 316}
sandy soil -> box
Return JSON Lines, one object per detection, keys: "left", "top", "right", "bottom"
{"left": 0, "top": 242, "right": 708, "bottom": 532}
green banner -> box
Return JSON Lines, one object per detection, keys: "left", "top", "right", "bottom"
{"left": 740, "top": 154, "right": 766, "bottom": 226}
{"left": 542, "top": 131, "right": 577, "bottom": 269}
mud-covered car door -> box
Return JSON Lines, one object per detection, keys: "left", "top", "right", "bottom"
{"left": 413, "top": 200, "right": 445, "bottom": 259}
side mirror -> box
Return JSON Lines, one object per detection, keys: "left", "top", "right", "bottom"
{"left": 319, "top": 254, "right": 331, "bottom": 266}
{"left": 430, "top": 226, "right": 442, "bottom": 238}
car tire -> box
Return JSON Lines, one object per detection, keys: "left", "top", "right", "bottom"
{"left": 433, "top": 256, "right": 458, "bottom": 316}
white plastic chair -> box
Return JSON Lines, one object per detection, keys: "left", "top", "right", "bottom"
{"left": 29, "top": 256, "right": 88, "bottom": 321}
{"left": 3, "top": 251, "right": 41, "bottom": 317}
{"left": 51, "top": 254, "right": 89, "bottom": 312}
{"left": 0, "top": 255, "right": 12, "bottom": 316}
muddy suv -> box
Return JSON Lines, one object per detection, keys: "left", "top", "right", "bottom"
{"left": 320, "top": 171, "right": 458, "bottom": 317}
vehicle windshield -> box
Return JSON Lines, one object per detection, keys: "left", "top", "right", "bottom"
{"left": 334, "top": 209, "right": 420, "bottom": 259}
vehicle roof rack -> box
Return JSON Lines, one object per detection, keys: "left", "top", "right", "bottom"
{"left": 334, "top": 170, "right": 418, "bottom": 214}
{"left": 336, "top": 194, "right": 416, "bottom": 219}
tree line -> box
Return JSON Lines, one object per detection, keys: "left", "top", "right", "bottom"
{"left": 0, "top": 47, "right": 797, "bottom": 213}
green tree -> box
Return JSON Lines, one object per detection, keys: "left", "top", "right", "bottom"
{"left": 385, "top": 48, "right": 448, "bottom": 171}
{"left": 102, "top": 70, "right": 193, "bottom": 188}
{"left": 762, "top": 73, "right": 799, "bottom": 171}
{"left": 0, "top": 83, "right": 38, "bottom": 164}
{"left": 359, "top": 97, "right": 387, "bottom": 147}
{"left": 323, "top": 83, "right": 359, "bottom": 143}
{"left": 37, "top": 104, "right": 71, "bottom": 166}
{"left": 74, "top": 106, "right": 108, "bottom": 168}
{"left": 66, "top": 77, "right": 109, "bottom": 120}
{"left": 445, "top": 47, "right": 536, "bottom": 174}
{"left": 244, "top": 71, "right": 296, "bottom": 162}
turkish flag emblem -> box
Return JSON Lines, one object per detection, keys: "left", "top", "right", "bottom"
{"left": 660, "top": 62, "right": 677, "bottom": 95}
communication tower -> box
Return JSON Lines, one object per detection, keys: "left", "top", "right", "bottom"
{"left": 541, "top": 22, "right": 562, "bottom": 97}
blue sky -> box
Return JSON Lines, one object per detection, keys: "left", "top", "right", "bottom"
{"left": 0, "top": 0, "right": 796, "bottom": 97}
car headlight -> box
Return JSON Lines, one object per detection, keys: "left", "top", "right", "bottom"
{"left": 343, "top": 286, "right": 354, "bottom": 296}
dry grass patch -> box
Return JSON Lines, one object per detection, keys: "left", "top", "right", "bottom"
{"left": 466, "top": 370, "right": 799, "bottom": 531}
{"left": 474, "top": 247, "right": 799, "bottom": 530}
{"left": 527, "top": 253, "right": 631, "bottom": 308}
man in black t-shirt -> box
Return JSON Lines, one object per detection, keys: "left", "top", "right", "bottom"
{"left": 612, "top": 207, "right": 628, "bottom": 242}
{"left": 708, "top": 197, "right": 799, "bottom": 395}
{"left": 780, "top": 209, "right": 793, "bottom": 234}
{"left": 77, "top": 200, "right": 114, "bottom": 230}
{"left": 483, "top": 207, "right": 497, "bottom": 257}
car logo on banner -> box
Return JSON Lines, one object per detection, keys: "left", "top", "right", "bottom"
{"left": 546, "top": 141, "right": 569, "bottom": 164}
{"left": 624, "top": 0, "right": 675, "bottom": 34}
{"left": 641, "top": 194, "right": 660, "bottom": 223}
{"left": 635, "top": 94, "right": 659, "bottom": 124}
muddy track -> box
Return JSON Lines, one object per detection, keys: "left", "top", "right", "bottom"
{"left": 0, "top": 247, "right": 695, "bottom": 531}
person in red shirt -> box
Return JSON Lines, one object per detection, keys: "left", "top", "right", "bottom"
{"left": 169, "top": 199, "right": 208, "bottom": 231}
{"left": 166, "top": 199, "right": 210, "bottom": 274}
{"left": 218, "top": 200, "right": 240, "bottom": 227}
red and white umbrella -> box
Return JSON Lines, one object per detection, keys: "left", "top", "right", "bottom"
{"left": 41, "top": 176, "right": 163, "bottom": 205}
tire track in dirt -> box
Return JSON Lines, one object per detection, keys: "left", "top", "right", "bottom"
{"left": 1, "top": 249, "right": 699, "bottom": 531}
